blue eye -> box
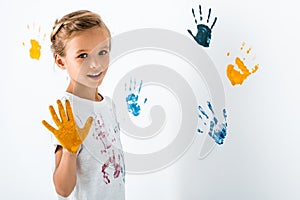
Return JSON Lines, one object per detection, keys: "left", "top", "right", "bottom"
{"left": 78, "top": 53, "right": 88, "bottom": 58}
{"left": 98, "top": 50, "right": 108, "bottom": 56}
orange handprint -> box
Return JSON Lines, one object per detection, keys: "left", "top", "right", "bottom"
{"left": 42, "top": 99, "right": 93, "bottom": 153}
{"left": 226, "top": 42, "right": 259, "bottom": 86}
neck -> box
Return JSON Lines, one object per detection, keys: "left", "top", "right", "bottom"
{"left": 66, "top": 81, "right": 102, "bottom": 102}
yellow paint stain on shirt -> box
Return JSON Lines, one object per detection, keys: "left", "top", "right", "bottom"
{"left": 226, "top": 57, "right": 258, "bottom": 86}
{"left": 29, "top": 39, "right": 41, "bottom": 60}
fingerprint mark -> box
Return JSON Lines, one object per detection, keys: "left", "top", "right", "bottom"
{"left": 199, "top": 5, "right": 203, "bottom": 21}
{"left": 198, "top": 105, "right": 209, "bottom": 119}
{"left": 246, "top": 48, "right": 252, "bottom": 54}
{"left": 197, "top": 128, "right": 204, "bottom": 133}
{"left": 251, "top": 65, "right": 259, "bottom": 73}
{"left": 226, "top": 42, "right": 259, "bottom": 86}
{"left": 240, "top": 41, "right": 246, "bottom": 50}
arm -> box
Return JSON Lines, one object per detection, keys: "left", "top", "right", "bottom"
{"left": 53, "top": 146, "right": 77, "bottom": 197}
{"left": 42, "top": 99, "right": 93, "bottom": 197}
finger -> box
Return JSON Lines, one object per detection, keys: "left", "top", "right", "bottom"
{"left": 65, "top": 99, "right": 74, "bottom": 121}
{"left": 49, "top": 105, "right": 61, "bottom": 127}
{"left": 187, "top": 29, "right": 194, "bottom": 38}
{"left": 42, "top": 120, "right": 58, "bottom": 134}
{"left": 57, "top": 99, "right": 67, "bottom": 122}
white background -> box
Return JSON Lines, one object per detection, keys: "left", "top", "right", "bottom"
{"left": 0, "top": 0, "right": 299, "bottom": 199}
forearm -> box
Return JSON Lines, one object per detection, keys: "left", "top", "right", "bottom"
{"left": 53, "top": 148, "right": 77, "bottom": 197}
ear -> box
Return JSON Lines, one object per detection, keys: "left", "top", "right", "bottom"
{"left": 54, "top": 54, "right": 66, "bottom": 70}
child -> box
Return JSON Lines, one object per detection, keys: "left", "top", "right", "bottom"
{"left": 42, "top": 10, "right": 125, "bottom": 200}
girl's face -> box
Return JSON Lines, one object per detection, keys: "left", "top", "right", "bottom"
{"left": 57, "top": 27, "right": 110, "bottom": 90}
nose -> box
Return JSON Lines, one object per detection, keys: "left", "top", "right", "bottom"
{"left": 90, "top": 64, "right": 100, "bottom": 70}
{"left": 88, "top": 53, "right": 109, "bottom": 70}
{"left": 89, "top": 55, "right": 102, "bottom": 69}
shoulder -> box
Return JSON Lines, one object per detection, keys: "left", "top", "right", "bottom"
{"left": 103, "top": 96, "right": 117, "bottom": 110}
{"left": 102, "top": 95, "right": 112, "bottom": 104}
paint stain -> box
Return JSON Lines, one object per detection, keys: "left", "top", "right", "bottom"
{"left": 101, "top": 150, "right": 122, "bottom": 184}
{"left": 197, "top": 101, "right": 228, "bottom": 145}
{"left": 29, "top": 39, "right": 41, "bottom": 60}
{"left": 125, "top": 78, "right": 147, "bottom": 117}
{"left": 226, "top": 42, "right": 259, "bottom": 86}
{"left": 23, "top": 23, "right": 46, "bottom": 60}
{"left": 187, "top": 5, "right": 217, "bottom": 47}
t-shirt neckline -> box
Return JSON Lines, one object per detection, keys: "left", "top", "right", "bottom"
{"left": 65, "top": 92, "right": 106, "bottom": 105}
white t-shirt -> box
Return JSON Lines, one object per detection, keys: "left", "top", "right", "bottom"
{"left": 52, "top": 92, "right": 125, "bottom": 200}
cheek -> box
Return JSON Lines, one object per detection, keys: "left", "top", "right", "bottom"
{"left": 101, "top": 55, "right": 110, "bottom": 66}
{"left": 65, "top": 60, "right": 84, "bottom": 76}
{"left": 102, "top": 68, "right": 109, "bottom": 76}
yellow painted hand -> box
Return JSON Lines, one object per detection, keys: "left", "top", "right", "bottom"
{"left": 42, "top": 99, "right": 93, "bottom": 153}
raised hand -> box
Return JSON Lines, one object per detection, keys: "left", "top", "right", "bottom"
{"left": 42, "top": 99, "right": 93, "bottom": 153}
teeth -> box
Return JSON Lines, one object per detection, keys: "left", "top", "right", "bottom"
{"left": 88, "top": 72, "right": 102, "bottom": 77}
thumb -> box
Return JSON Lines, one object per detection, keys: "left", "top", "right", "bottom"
{"left": 187, "top": 29, "right": 194, "bottom": 37}
{"left": 79, "top": 116, "right": 93, "bottom": 141}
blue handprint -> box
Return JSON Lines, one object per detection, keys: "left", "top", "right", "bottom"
{"left": 187, "top": 5, "right": 217, "bottom": 47}
{"left": 125, "top": 78, "right": 147, "bottom": 117}
{"left": 197, "top": 101, "right": 227, "bottom": 145}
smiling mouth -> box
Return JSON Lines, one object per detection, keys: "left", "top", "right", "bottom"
{"left": 87, "top": 71, "right": 103, "bottom": 79}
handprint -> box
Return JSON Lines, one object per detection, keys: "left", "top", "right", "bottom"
{"left": 197, "top": 101, "right": 227, "bottom": 145}
{"left": 42, "top": 99, "right": 93, "bottom": 153}
{"left": 226, "top": 42, "right": 259, "bottom": 86}
{"left": 22, "top": 23, "right": 46, "bottom": 60}
{"left": 187, "top": 5, "right": 217, "bottom": 47}
{"left": 125, "top": 78, "right": 147, "bottom": 117}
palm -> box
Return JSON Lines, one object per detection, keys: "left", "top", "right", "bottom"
{"left": 42, "top": 99, "right": 93, "bottom": 153}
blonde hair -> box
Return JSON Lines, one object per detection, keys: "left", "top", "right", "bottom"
{"left": 50, "top": 10, "right": 111, "bottom": 57}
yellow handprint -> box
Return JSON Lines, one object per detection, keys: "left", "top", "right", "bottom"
{"left": 226, "top": 42, "right": 259, "bottom": 86}
{"left": 22, "top": 23, "right": 46, "bottom": 60}
{"left": 29, "top": 39, "right": 41, "bottom": 60}
{"left": 42, "top": 99, "right": 93, "bottom": 153}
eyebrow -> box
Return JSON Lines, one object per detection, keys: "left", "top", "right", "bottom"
{"left": 76, "top": 49, "right": 88, "bottom": 54}
{"left": 97, "top": 45, "right": 110, "bottom": 49}
{"left": 75, "top": 45, "right": 110, "bottom": 54}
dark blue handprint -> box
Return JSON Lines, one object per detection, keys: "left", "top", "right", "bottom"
{"left": 125, "top": 78, "right": 147, "bottom": 117}
{"left": 187, "top": 5, "right": 217, "bottom": 47}
{"left": 197, "top": 101, "right": 227, "bottom": 145}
